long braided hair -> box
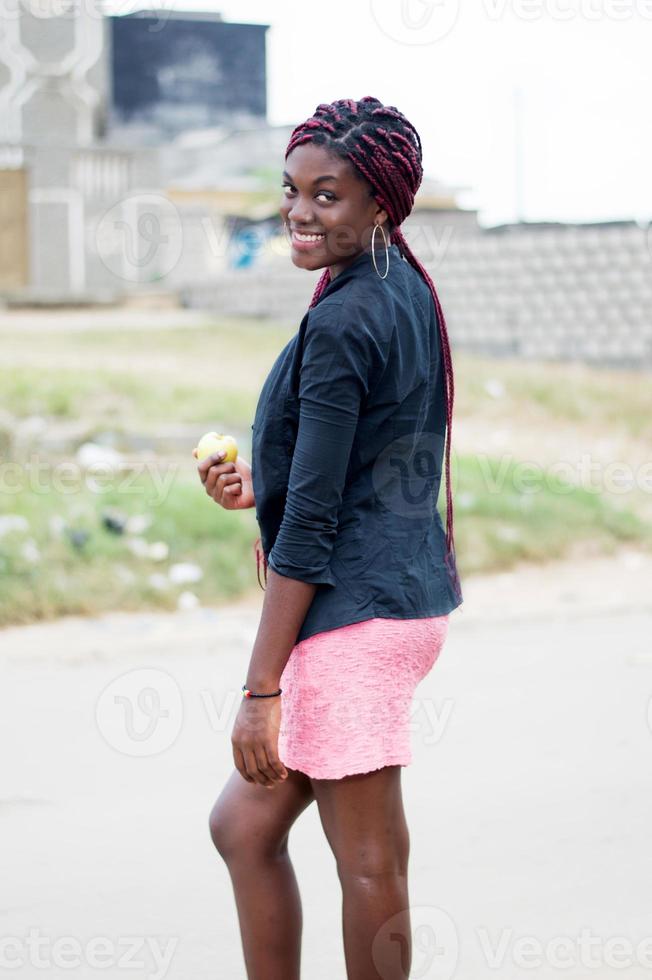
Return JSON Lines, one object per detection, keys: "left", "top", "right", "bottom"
{"left": 256, "top": 96, "right": 462, "bottom": 603}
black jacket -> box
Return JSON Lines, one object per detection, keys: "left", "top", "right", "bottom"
{"left": 251, "top": 243, "right": 463, "bottom": 643}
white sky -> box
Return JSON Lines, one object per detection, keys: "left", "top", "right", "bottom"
{"left": 114, "top": 0, "right": 652, "bottom": 227}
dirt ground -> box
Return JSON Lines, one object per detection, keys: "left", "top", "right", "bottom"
{"left": 2, "top": 549, "right": 651, "bottom": 979}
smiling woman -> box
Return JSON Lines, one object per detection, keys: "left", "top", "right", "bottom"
{"left": 280, "top": 146, "right": 394, "bottom": 278}
{"left": 204, "top": 96, "right": 464, "bottom": 980}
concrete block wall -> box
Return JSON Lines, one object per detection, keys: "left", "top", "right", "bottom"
{"left": 182, "top": 218, "right": 652, "bottom": 369}
{"left": 433, "top": 221, "right": 652, "bottom": 368}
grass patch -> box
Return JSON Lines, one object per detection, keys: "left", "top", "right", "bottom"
{"left": 0, "top": 319, "right": 295, "bottom": 429}
{"left": 0, "top": 365, "right": 258, "bottom": 428}
{"left": 1, "top": 454, "right": 650, "bottom": 627}
{"left": 0, "top": 468, "right": 260, "bottom": 627}
{"left": 456, "top": 353, "right": 652, "bottom": 439}
{"left": 2, "top": 318, "right": 651, "bottom": 625}
{"left": 3, "top": 326, "right": 650, "bottom": 438}
{"left": 452, "top": 454, "right": 652, "bottom": 574}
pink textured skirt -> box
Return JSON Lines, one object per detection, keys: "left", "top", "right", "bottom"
{"left": 277, "top": 615, "right": 450, "bottom": 780}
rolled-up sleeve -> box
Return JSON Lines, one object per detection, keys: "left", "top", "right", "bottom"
{"left": 267, "top": 303, "right": 379, "bottom": 586}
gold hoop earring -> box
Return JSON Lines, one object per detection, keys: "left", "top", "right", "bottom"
{"left": 371, "top": 223, "right": 389, "bottom": 279}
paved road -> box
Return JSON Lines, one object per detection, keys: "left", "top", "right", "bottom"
{"left": 2, "top": 553, "right": 652, "bottom": 979}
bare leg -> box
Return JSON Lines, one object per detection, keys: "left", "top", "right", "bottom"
{"left": 310, "top": 764, "right": 411, "bottom": 980}
{"left": 208, "top": 765, "right": 314, "bottom": 980}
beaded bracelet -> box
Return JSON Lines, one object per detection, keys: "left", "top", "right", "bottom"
{"left": 242, "top": 684, "right": 282, "bottom": 699}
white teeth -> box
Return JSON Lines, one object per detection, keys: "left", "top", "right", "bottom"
{"left": 295, "top": 232, "right": 324, "bottom": 242}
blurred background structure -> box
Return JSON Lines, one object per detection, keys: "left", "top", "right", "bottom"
{"left": 0, "top": 5, "right": 271, "bottom": 299}
{"left": 1, "top": 4, "right": 650, "bottom": 367}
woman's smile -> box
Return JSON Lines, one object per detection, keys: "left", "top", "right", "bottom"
{"left": 291, "top": 229, "right": 326, "bottom": 250}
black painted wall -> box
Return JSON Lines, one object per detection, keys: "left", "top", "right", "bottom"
{"left": 109, "top": 14, "right": 268, "bottom": 133}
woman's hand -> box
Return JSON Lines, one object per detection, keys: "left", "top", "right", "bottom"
{"left": 231, "top": 696, "right": 288, "bottom": 788}
{"left": 194, "top": 449, "right": 255, "bottom": 510}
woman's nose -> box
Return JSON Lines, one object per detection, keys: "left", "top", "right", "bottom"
{"left": 288, "top": 199, "right": 314, "bottom": 224}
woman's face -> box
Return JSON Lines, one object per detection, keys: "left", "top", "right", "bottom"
{"left": 280, "top": 142, "right": 390, "bottom": 279}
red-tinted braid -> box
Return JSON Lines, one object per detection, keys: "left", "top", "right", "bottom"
{"left": 256, "top": 97, "right": 462, "bottom": 603}
{"left": 391, "top": 226, "right": 459, "bottom": 600}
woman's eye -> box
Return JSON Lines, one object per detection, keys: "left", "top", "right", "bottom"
{"left": 281, "top": 183, "right": 334, "bottom": 203}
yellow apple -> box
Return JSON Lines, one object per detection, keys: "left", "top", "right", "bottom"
{"left": 194, "top": 432, "right": 238, "bottom": 463}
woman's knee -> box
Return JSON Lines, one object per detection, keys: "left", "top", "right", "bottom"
{"left": 208, "top": 798, "right": 235, "bottom": 859}
{"left": 208, "top": 769, "right": 314, "bottom": 862}
{"left": 335, "top": 834, "right": 410, "bottom": 883}
{"left": 329, "top": 808, "right": 410, "bottom": 881}
{"left": 208, "top": 796, "right": 267, "bottom": 861}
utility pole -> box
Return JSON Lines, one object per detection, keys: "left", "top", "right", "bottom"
{"left": 513, "top": 84, "right": 525, "bottom": 224}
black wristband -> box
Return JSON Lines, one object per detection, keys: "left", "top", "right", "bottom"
{"left": 242, "top": 684, "right": 282, "bottom": 698}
